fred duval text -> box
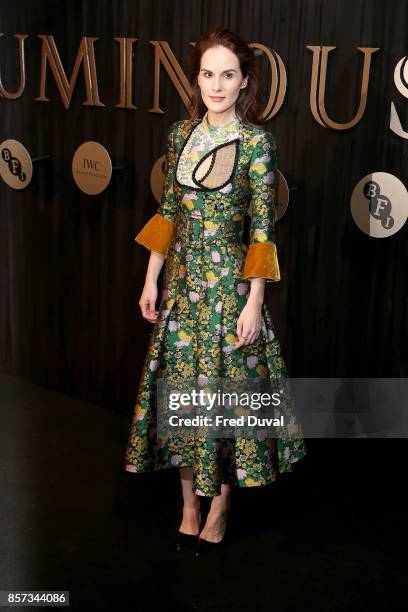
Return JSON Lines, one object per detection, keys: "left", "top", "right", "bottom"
{"left": 167, "top": 415, "right": 285, "bottom": 427}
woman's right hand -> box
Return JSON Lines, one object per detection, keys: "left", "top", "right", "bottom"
{"left": 139, "top": 280, "right": 159, "bottom": 323}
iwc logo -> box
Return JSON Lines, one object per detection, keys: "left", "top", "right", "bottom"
{"left": 72, "top": 141, "right": 112, "bottom": 195}
{"left": 0, "top": 139, "right": 33, "bottom": 189}
{"left": 350, "top": 172, "right": 408, "bottom": 237}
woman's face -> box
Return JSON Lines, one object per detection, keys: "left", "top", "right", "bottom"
{"left": 197, "top": 45, "right": 248, "bottom": 116}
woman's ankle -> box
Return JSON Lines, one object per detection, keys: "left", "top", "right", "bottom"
{"left": 183, "top": 497, "right": 200, "bottom": 511}
{"left": 207, "top": 508, "right": 229, "bottom": 520}
{"left": 209, "top": 498, "right": 231, "bottom": 515}
{"left": 180, "top": 503, "right": 201, "bottom": 534}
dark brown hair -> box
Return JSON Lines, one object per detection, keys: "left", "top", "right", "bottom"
{"left": 186, "top": 28, "right": 266, "bottom": 127}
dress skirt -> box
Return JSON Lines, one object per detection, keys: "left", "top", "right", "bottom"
{"left": 124, "top": 211, "right": 307, "bottom": 497}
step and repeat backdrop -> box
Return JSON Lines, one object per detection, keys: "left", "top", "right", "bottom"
{"left": 0, "top": 0, "right": 406, "bottom": 411}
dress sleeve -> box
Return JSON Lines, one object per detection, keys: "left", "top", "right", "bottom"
{"left": 241, "top": 130, "right": 281, "bottom": 282}
{"left": 134, "top": 122, "right": 179, "bottom": 258}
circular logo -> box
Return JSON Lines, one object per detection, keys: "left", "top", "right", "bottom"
{"left": 72, "top": 141, "right": 112, "bottom": 195}
{"left": 276, "top": 169, "right": 289, "bottom": 221}
{"left": 151, "top": 154, "right": 166, "bottom": 203}
{"left": 0, "top": 139, "right": 33, "bottom": 189}
{"left": 351, "top": 172, "right": 408, "bottom": 237}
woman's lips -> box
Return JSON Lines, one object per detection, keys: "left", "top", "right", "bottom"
{"left": 209, "top": 96, "right": 225, "bottom": 101}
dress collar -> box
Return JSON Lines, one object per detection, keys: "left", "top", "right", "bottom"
{"left": 201, "top": 110, "right": 241, "bottom": 135}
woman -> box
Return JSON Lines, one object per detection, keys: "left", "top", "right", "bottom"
{"left": 124, "top": 28, "right": 307, "bottom": 555}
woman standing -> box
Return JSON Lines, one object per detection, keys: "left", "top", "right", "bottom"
{"left": 124, "top": 28, "right": 306, "bottom": 555}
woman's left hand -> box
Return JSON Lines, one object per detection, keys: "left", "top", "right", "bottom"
{"left": 233, "top": 301, "right": 262, "bottom": 348}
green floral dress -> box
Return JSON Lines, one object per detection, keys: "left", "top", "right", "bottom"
{"left": 124, "top": 111, "right": 307, "bottom": 496}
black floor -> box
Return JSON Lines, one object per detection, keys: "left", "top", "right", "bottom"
{"left": 0, "top": 371, "right": 406, "bottom": 611}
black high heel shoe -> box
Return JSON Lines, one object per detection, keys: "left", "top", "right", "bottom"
{"left": 176, "top": 510, "right": 202, "bottom": 551}
{"left": 176, "top": 531, "right": 198, "bottom": 551}
{"left": 194, "top": 534, "right": 226, "bottom": 556}
{"left": 194, "top": 512, "right": 229, "bottom": 556}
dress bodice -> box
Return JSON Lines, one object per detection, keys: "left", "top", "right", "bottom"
{"left": 176, "top": 110, "right": 241, "bottom": 190}
{"left": 135, "top": 114, "right": 281, "bottom": 283}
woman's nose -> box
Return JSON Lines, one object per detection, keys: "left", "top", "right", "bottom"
{"left": 212, "top": 77, "right": 221, "bottom": 91}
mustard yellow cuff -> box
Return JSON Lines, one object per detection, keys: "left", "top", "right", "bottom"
{"left": 134, "top": 212, "right": 176, "bottom": 258}
{"left": 242, "top": 242, "right": 281, "bottom": 282}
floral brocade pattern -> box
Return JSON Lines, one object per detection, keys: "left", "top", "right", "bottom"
{"left": 124, "top": 114, "right": 307, "bottom": 496}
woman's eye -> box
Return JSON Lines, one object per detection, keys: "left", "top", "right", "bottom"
{"left": 203, "top": 72, "right": 233, "bottom": 78}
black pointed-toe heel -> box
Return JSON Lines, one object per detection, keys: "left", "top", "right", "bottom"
{"left": 194, "top": 534, "right": 226, "bottom": 556}
{"left": 176, "top": 531, "right": 198, "bottom": 551}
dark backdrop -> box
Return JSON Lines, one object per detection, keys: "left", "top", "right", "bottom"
{"left": 0, "top": 0, "right": 406, "bottom": 413}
